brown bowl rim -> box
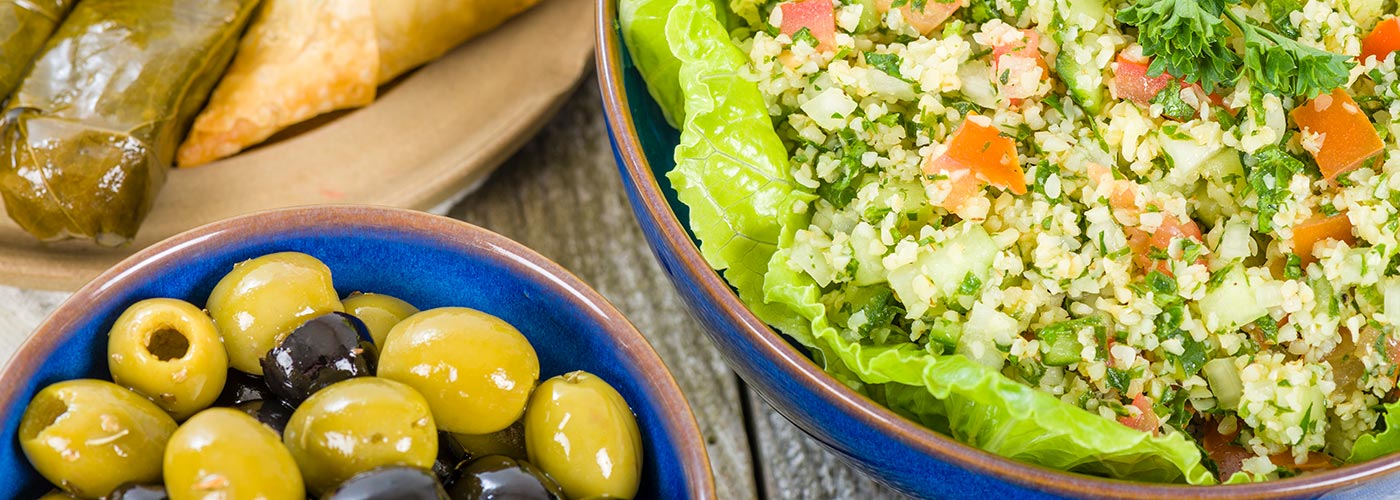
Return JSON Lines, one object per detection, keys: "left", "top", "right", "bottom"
{"left": 593, "top": 0, "right": 1400, "bottom": 497}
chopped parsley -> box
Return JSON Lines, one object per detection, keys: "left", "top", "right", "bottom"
{"left": 1117, "top": 0, "right": 1353, "bottom": 98}
{"left": 1247, "top": 146, "right": 1306, "bottom": 233}
{"left": 864, "top": 52, "right": 905, "bottom": 79}
{"left": 1150, "top": 85, "right": 1197, "bottom": 121}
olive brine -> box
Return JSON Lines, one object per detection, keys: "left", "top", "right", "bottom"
{"left": 18, "top": 252, "right": 643, "bottom": 500}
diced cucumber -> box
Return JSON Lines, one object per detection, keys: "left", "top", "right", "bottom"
{"left": 1200, "top": 148, "right": 1245, "bottom": 184}
{"left": 1055, "top": 41, "right": 1105, "bottom": 115}
{"left": 957, "top": 331, "right": 1006, "bottom": 370}
{"left": 1198, "top": 265, "right": 1268, "bottom": 332}
{"left": 1203, "top": 358, "right": 1242, "bottom": 411}
{"left": 1159, "top": 130, "right": 1222, "bottom": 186}
{"left": 1383, "top": 277, "right": 1400, "bottom": 325}
{"left": 888, "top": 223, "right": 997, "bottom": 318}
{"left": 849, "top": 222, "right": 887, "bottom": 286}
{"left": 1040, "top": 332, "right": 1083, "bottom": 366}
{"left": 926, "top": 317, "right": 963, "bottom": 347}
{"left": 956, "top": 60, "right": 999, "bottom": 110}
{"left": 1065, "top": 0, "right": 1106, "bottom": 27}
{"left": 926, "top": 223, "right": 998, "bottom": 299}
{"left": 854, "top": 0, "right": 880, "bottom": 33}
{"left": 1035, "top": 317, "right": 1102, "bottom": 366}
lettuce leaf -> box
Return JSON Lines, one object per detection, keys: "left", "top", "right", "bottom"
{"left": 664, "top": 0, "right": 818, "bottom": 337}
{"left": 648, "top": 0, "right": 1216, "bottom": 485}
{"left": 619, "top": 0, "right": 730, "bottom": 127}
{"left": 1350, "top": 400, "right": 1400, "bottom": 463}
{"left": 764, "top": 253, "right": 1217, "bottom": 484}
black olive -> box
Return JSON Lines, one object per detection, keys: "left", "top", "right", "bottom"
{"left": 107, "top": 483, "right": 169, "bottom": 500}
{"left": 453, "top": 421, "right": 527, "bottom": 463}
{"left": 234, "top": 398, "right": 295, "bottom": 436}
{"left": 433, "top": 432, "right": 468, "bottom": 485}
{"left": 447, "top": 456, "right": 564, "bottom": 500}
{"left": 213, "top": 369, "right": 275, "bottom": 406}
{"left": 259, "top": 312, "right": 377, "bottom": 403}
{"left": 322, "top": 466, "right": 448, "bottom": 500}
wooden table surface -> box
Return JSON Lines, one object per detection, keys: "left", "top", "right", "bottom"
{"left": 0, "top": 74, "right": 904, "bottom": 500}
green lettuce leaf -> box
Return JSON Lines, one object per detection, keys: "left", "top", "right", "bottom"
{"left": 1350, "top": 400, "right": 1400, "bottom": 463}
{"left": 653, "top": 0, "right": 1216, "bottom": 485}
{"left": 619, "top": 0, "right": 729, "bottom": 127}
{"left": 764, "top": 254, "right": 1217, "bottom": 484}
{"left": 664, "top": 0, "right": 817, "bottom": 337}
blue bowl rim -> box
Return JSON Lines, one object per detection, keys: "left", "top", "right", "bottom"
{"left": 0, "top": 205, "right": 717, "bottom": 499}
{"left": 593, "top": 0, "right": 1400, "bottom": 496}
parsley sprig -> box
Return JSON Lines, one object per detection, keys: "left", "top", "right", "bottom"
{"left": 1117, "top": 0, "right": 1353, "bottom": 98}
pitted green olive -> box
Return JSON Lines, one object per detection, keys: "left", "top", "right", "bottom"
{"left": 283, "top": 377, "right": 438, "bottom": 494}
{"left": 378, "top": 307, "right": 538, "bottom": 435}
{"left": 341, "top": 292, "right": 419, "bottom": 347}
{"left": 107, "top": 298, "right": 227, "bottom": 420}
{"left": 163, "top": 408, "right": 302, "bottom": 500}
{"left": 524, "top": 371, "right": 642, "bottom": 500}
{"left": 207, "top": 252, "right": 343, "bottom": 374}
{"left": 19, "top": 380, "right": 177, "bottom": 498}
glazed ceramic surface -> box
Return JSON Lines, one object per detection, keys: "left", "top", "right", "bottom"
{"left": 0, "top": 206, "right": 714, "bottom": 499}
{"left": 594, "top": 0, "right": 1400, "bottom": 498}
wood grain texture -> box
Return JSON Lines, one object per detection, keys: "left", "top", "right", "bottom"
{"left": 747, "top": 390, "right": 906, "bottom": 499}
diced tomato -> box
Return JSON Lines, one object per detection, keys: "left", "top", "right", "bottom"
{"left": 1292, "top": 89, "right": 1385, "bottom": 181}
{"left": 1117, "top": 394, "right": 1160, "bottom": 436}
{"left": 1113, "top": 53, "right": 1179, "bottom": 107}
{"left": 931, "top": 169, "right": 985, "bottom": 211}
{"left": 875, "top": 0, "right": 963, "bottom": 36}
{"left": 1290, "top": 213, "right": 1355, "bottom": 264}
{"left": 1123, "top": 215, "right": 1204, "bottom": 275}
{"left": 1385, "top": 332, "right": 1400, "bottom": 368}
{"left": 1112, "top": 53, "right": 1223, "bottom": 115}
{"left": 780, "top": 0, "right": 837, "bottom": 51}
{"left": 991, "top": 30, "right": 1047, "bottom": 106}
{"left": 1362, "top": 17, "right": 1400, "bottom": 63}
{"left": 992, "top": 30, "right": 1046, "bottom": 72}
{"left": 1203, "top": 426, "right": 1253, "bottom": 480}
{"left": 1088, "top": 162, "right": 1204, "bottom": 274}
{"left": 922, "top": 114, "right": 1026, "bottom": 207}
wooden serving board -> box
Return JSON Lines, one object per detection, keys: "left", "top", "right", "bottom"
{"left": 0, "top": 0, "right": 595, "bottom": 291}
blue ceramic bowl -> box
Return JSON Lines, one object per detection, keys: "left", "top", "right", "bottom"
{"left": 594, "top": 1, "right": 1400, "bottom": 498}
{"left": 0, "top": 206, "right": 715, "bottom": 499}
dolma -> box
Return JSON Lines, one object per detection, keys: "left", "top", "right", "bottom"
{"left": 0, "top": 0, "right": 73, "bottom": 101}
{"left": 0, "top": 0, "right": 260, "bottom": 244}
{"left": 175, "top": 0, "right": 541, "bottom": 167}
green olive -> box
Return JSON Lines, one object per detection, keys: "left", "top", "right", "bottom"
{"left": 107, "top": 298, "right": 228, "bottom": 420}
{"left": 451, "top": 419, "right": 527, "bottom": 461}
{"left": 283, "top": 377, "right": 438, "bottom": 494}
{"left": 341, "top": 292, "right": 419, "bottom": 347}
{"left": 163, "top": 408, "right": 302, "bottom": 500}
{"left": 19, "top": 380, "right": 177, "bottom": 498}
{"left": 378, "top": 307, "right": 538, "bottom": 435}
{"left": 207, "top": 252, "right": 344, "bottom": 374}
{"left": 525, "top": 371, "right": 642, "bottom": 500}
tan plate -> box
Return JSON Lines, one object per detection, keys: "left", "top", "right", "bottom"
{"left": 0, "top": 0, "right": 594, "bottom": 291}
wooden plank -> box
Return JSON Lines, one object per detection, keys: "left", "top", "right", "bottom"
{"left": 746, "top": 389, "right": 907, "bottom": 499}
{"left": 447, "top": 80, "right": 758, "bottom": 500}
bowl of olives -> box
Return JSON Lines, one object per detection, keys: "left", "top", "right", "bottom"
{"left": 0, "top": 206, "right": 715, "bottom": 499}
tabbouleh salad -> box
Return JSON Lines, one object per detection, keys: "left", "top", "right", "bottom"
{"left": 622, "top": 0, "right": 1400, "bottom": 484}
